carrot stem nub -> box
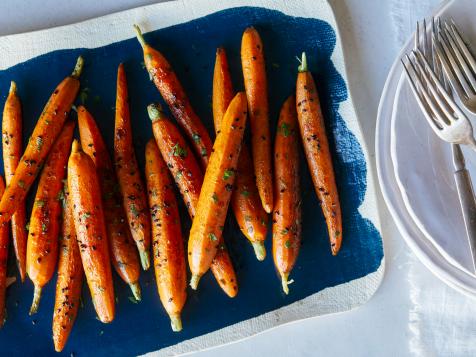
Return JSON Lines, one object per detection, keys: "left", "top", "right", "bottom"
{"left": 190, "top": 274, "right": 201, "bottom": 290}
{"left": 133, "top": 24, "right": 147, "bottom": 49}
{"left": 71, "top": 56, "right": 84, "bottom": 79}
{"left": 147, "top": 103, "right": 165, "bottom": 122}
{"left": 170, "top": 313, "right": 183, "bottom": 332}
{"left": 298, "top": 52, "right": 308, "bottom": 73}
{"left": 9, "top": 81, "right": 16, "bottom": 94}
{"left": 29, "top": 286, "right": 42, "bottom": 315}
{"left": 129, "top": 282, "right": 142, "bottom": 301}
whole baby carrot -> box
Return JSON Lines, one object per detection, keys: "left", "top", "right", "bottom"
{"left": 273, "top": 96, "right": 301, "bottom": 294}
{"left": 78, "top": 106, "right": 141, "bottom": 300}
{"left": 2, "top": 81, "right": 27, "bottom": 281}
{"left": 296, "top": 53, "right": 342, "bottom": 255}
{"left": 115, "top": 64, "right": 151, "bottom": 271}
{"left": 52, "top": 182, "right": 83, "bottom": 352}
{"left": 0, "top": 177, "right": 8, "bottom": 327}
{"left": 148, "top": 104, "right": 238, "bottom": 297}
{"left": 145, "top": 139, "right": 186, "bottom": 331}
{"left": 0, "top": 56, "right": 83, "bottom": 226}
{"left": 213, "top": 47, "right": 268, "bottom": 261}
{"left": 68, "top": 140, "right": 115, "bottom": 323}
{"left": 27, "top": 120, "right": 75, "bottom": 315}
{"left": 188, "top": 92, "right": 248, "bottom": 290}
{"left": 134, "top": 25, "right": 212, "bottom": 169}
{"left": 241, "top": 27, "right": 273, "bottom": 214}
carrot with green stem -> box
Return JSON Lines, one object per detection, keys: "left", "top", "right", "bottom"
{"left": 145, "top": 139, "right": 186, "bottom": 331}
{"left": 241, "top": 27, "right": 273, "bottom": 214}
{"left": 213, "top": 47, "right": 268, "bottom": 261}
{"left": 0, "top": 177, "right": 9, "bottom": 327}
{"left": 52, "top": 181, "right": 83, "bottom": 352}
{"left": 2, "top": 81, "right": 27, "bottom": 281}
{"left": 148, "top": 103, "right": 238, "bottom": 297}
{"left": 273, "top": 96, "right": 301, "bottom": 294}
{"left": 27, "top": 120, "right": 75, "bottom": 315}
{"left": 115, "top": 63, "right": 151, "bottom": 271}
{"left": 68, "top": 140, "right": 115, "bottom": 323}
{"left": 134, "top": 25, "right": 212, "bottom": 169}
{"left": 296, "top": 52, "right": 342, "bottom": 255}
{"left": 78, "top": 106, "right": 141, "bottom": 300}
{"left": 0, "top": 56, "right": 83, "bottom": 226}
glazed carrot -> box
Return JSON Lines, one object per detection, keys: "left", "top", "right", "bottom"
{"left": 2, "top": 81, "right": 27, "bottom": 281}
{"left": 0, "top": 177, "right": 8, "bottom": 327}
{"left": 78, "top": 106, "right": 141, "bottom": 300}
{"left": 68, "top": 140, "right": 115, "bottom": 323}
{"left": 296, "top": 53, "right": 342, "bottom": 255}
{"left": 115, "top": 64, "right": 151, "bottom": 271}
{"left": 145, "top": 139, "right": 186, "bottom": 331}
{"left": 188, "top": 92, "right": 247, "bottom": 289}
{"left": 52, "top": 182, "right": 83, "bottom": 352}
{"left": 273, "top": 96, "right": 301, "bottom": 294}
{"left": 134, "top": 25, "right": 212, "bottom": 169}
{"left": 0, "top": 57, "right": 83, "bottom": 226}
{"left": 241, "top": 27, "right": 273, "bottom": 214}
{"left": 213, "top": 48, "right": 268, "bottom": 261}
{"left": 148, "top": 104, "right": 238, "bottom": 297}
{"left": 27, "top": 120, "right": 75, "bottom": 315}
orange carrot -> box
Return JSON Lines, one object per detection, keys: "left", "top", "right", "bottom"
{"left": 0, "top": 57, "right": 83, "bottom": 226}
{"left": 273, "top": 96, "right": 301, "bottom": 294}
{"left": 134, "top": 25, "right": 212, "bottom": 169}
{"left": 68, "top": 140, "right": 115, "bottom": 323}
{"left": 52, "top": 182, "right": 83, "bottom": 352}
{"left": 27, "top": 120, "right": 75, "bottom": 315}
{"left": 0, "top": 177, "right": 8, "bottom": 327}
{"left": 115, "top": 63, "right": 151, "bottom": 271}
{"left": 78, "top": 106, "right": 141, "bottom": 300}
{"left": 2, "top": 81, "right": 27, "bottom": 281}
{"left": 148, "top": 104, "right": 238, "bottom": 297}
{"left": 241, "top": 27, "right": 273, "bottom": 214}
{"left": 213, "top": 47, "right": 268, "bottom": 261}
{"left": 296, "top": 53, "right": 342, "bottom": 255}
{"left": 187, "top": 92, "right": 248, "bottom": 290}
{"left": 145, "top": 139, "right": 186, "bottom": 331}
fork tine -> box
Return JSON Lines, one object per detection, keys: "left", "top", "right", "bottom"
{"left": 415, "top": 21, "right": 420, "bottom": 50}
{"left": 448, "top": 20, "right": 476, "bottom": 73}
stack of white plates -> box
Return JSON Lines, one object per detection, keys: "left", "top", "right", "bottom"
{"left": 376, "top": 0, "right": 476, "bottom": 297}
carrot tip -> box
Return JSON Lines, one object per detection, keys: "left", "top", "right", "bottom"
{"left": 170, "top": 314, "right": 183, "bottom": 332}
{"left": 297, "top": 52, "right": 308, "bottom": 73}
{"left": 71, "top": 139, "right": 82, "bottom": 153}
{"left": 252, "top": 241, "right": 266, "bottom": 261}
{"left": 190, "top": 275, "right": 201, "bottom": 290}
{"left": 147, "top": 103, "right": 165, "bottom": 122}
{"left": 139, "top": 250, "right": 150, "bottom": 271}
{"left": 133, "top": 24, "right": 147, "bottom": 49}
{"left": 9, "top": 81, "right": 16, "bottom": 94}
{"left": 72, "top": 56, "right": 84, "bottom": 79}
{"left": 129, "top": 282, "right": 142, "bottom": 301}
{"left": 29, "top": 286, "right": 42, "bottom": 315}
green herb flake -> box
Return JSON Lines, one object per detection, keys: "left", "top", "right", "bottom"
{"left": 18, "top": 180, "right": 26, "bottom": 189}
{"left": 241, "top": 190, "right": 250, "bottom": 197}
{"left": 223, "top": 169, "right": 234, "bottom": 180}
{"left": 25, "top": 222, "right": 30, "bottom": 231}
{"left": 41, "top": 223, "right": 48, "bottom": 233}
{"left": 130, "top": 204, "right": 140, "bottom": 218}
{"left": 201, "top": 147, "right": 208, "bottom": 157}
{"left": 281, "top": 228, "right": 289, "bottom": 235}
{"left": 284, "top": 240, "right": 291, "bottom": 249}
{"left": 82, "top": 212, "right": 91, "bottom": 220}
{"left": 172, "top": 143, "right": 187, "bottom": 158}
{"left": 335, "top": 230, "right": 341, "bottom": 237}
{"left": 36, "top": 136, "right": 44, "bottom": 151}
{"left": 57, "top": 190, "right": 65, "bottom": 202}
{"left": 279, "top": 122, "right": 292, "bottom": 137}
{"left": 35, "top": 199, "right": 46, "bottom": 208}
{"left": 192, "top": 133, "right": 201, "bottom": 143}
{"left": 212, "top": 192, "right": 219, "bottom": 203}
{"left": 208, "top": 233, "right": 218, "bottom": 242}
{"left": 175, "top": 170, "right": 183, "bottom": 181}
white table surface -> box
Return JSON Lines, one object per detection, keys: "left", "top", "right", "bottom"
{"left": 1, "top": 0, "right": 470, "bottom": 356}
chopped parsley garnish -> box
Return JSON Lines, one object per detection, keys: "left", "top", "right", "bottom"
{"left": 35, "top": 199, "right": 46, "bottom": 208}
{"left": 130, "top": 204, "right": 140, "bottom": 218}
{"left": 241, "top": 190, "right": 250, "bottom": 197}
{"left": 223, "top": 169, "right": 234, "bottom": 180}
{"left": 172, "top": 143, "right": 187, "bottom": 158}
{"left": 18, "top": 180, "right": 25, "bottom": 189}
{"left": 284, "top": 240, "right": 291, "bottom": 248}
{"left": 279, "top": 122, "right": 292, "bottom": 137}
{"left": 281, "top": 228, "right": 289, "bottom": 235}
{"left": 212, "top": 192, "right": 219, "bottom": 203}
{"left": 192, "top": 133, "right": 201, "bottom": 143}
{"left": 209, "top": 233, "right": 218, "bottom": 242}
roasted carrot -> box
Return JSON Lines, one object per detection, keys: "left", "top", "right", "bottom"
{"left": 68, "top": 140, "right": 115, "bottom": 323}
{"left": 78, "top": 106, "right": 141, "bottom": 300}
{"left": 213, "top": 47, "right": 268, "bottom": 261}
{"left": 241, "top": 27, "right": 273, "bottom": 214}
{"left": 2, "top": 81, "right": 27, "bottom": 281}
{"left": 273, "top": 96, "right": 301, "bottom": 294}
{"left": 148, "top": 104, "right": 238, "bottom": 297}
{"left": 145, "top": 139, "right": 186, "bottom": 331}
{"left": 0, "top": 56, "right": 83, "bottom": 226}
{"left": 134, "top": 25, "right": 212, "bottom": 169}
{"left": 0, "top": 177, "right": 8, "bottom": 327}
{"left": 296, "top": 53, "right": 342, "bottom": 255}
{"left": 27, "top": 120, "right": 75, "bottom": 315}
{"left": 187, "top": 92, "right": 247, "bottom": 290}
{"left": 52, "top": 181, "right": 83, "bottom": 352}
{"left": 115, "top": 64, "right": 151, "bottom": 271}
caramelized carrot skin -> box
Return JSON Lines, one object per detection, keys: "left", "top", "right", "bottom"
{"left": 0, "top": 177, "right": 8, "bottom": 327}
{"left": 68, "top": 141, "right": 115, "bottom": 323}
{"left": 273, "top": 96, "right": 301, "bottom": 290}
{"left": 0, "top": 59, "right": 81, "bottom": 225}
{"left": 115, "top": 64, "right": 151, "bottom": 269}
{"left": 78, "top": 106, "right": 141, "bottom": 289}
{"left": 142, "top": 43, "right": 212, "bottom": 168}
{"left": 296, "top": 70, "right": 342, "bottom": 255}
{"left": 188, "top": 92, "right": 248, "bottom": 283}
{"left": 145, "top": 140, "right": 186, "bottom": 328}
{"left": 241, "top": 27, "right": 273, "bottom": 214}
{"left": 212, "top": 48, "right": 234, "bottom": 133}
{"left": 27, "top": 121, "right": 75, "bottom": 295}
{"left": 210, "top": 246, "right": 238, "bottom": 298}
{"left": 52, "top": 183, "right": 83, "bottom": 352}
{"left": 2, "top": 82, "right": 27, "bottom": 281}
